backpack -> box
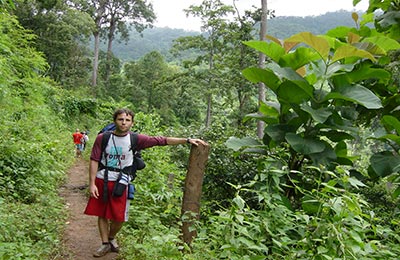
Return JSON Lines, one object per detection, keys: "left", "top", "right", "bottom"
{"left": 98, "top": 122, "right": 116, "bottom": 134}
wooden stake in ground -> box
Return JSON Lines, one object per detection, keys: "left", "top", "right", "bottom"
{"left": 181, "top": 143, "right": 210, "bottom": 246}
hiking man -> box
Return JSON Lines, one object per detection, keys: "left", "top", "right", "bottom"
{"left": 81, "top": 131, "right": 89, "bottom": 151}
{"left": 84, "top": 108, "right": 207, "bottom": 257}
{"left": 72, "top": 129, "right": 83, "bottom": 158}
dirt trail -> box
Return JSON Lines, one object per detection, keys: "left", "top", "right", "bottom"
{"left": 59, "top": 158, "right": 118, "bottom": 260}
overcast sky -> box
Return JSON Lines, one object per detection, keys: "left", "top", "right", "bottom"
{"left": 150, "top": 0, "right": 369, "bottom": 31}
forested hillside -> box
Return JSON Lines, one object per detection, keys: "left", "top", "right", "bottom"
{"left": 111, "top": 10, "right": 360, "bottom": 61}
{"left": 1, "top": 0, "right": 400, "bottom": 259}
{"left": 108, "top": 27, "right": 199, "bottom": 61}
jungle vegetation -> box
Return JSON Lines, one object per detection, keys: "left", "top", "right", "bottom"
{"left": 1, "top": 0, "right": 400, "bottom": 259}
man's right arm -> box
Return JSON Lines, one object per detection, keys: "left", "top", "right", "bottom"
{"left": 88, "top": 159, "right": 99, "bottom": 199}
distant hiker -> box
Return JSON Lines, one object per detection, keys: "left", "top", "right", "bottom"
{"left": 84, "top": 108, "right": 207, "bottom": 257}
{"left": 81, "top": 131, "right": 89, "bottom": 151}
{"left": 72, "top": 129, "right": 84, "bottom": 158}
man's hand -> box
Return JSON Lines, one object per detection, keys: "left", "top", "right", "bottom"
{"left": 89, "top": 184, "right": 99, "bottom": 199}
{"left": 187, "top": 138, "right": 208, "bottom": 146}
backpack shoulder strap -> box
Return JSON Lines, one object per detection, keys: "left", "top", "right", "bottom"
{"left": 100, "top": 131, "right": 112, "bottom": 202}
{"left": 129, "top": 132, "right": 138, "bottom": 152}
{"left": 101, "top": 131, "right": 112, "bottom": 156}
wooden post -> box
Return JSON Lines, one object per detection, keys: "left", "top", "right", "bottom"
{"left": 181, "top": 143, "right": 210, "bottom": 246}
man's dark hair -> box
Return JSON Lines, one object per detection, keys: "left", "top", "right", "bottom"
{"left": 113, "top": 108, "right": 135, "bottom": 122}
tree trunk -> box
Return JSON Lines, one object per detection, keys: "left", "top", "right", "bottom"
{"left": 257, "top": 0, "right": 268, "bottom": 139}
{"left": 181, "top": 143, "right": 210, "bottom": 247}
{"left": 105, "top": 17, "right": 116, "bottom": 84}
{"left": 205, "top": 36, "right": 215, "bottom": 129}
{"left": 91, "top": 31, "right": 100, "bottom": 94}
{"left": 205, "top": 92, "right": 212, "bottom": 128}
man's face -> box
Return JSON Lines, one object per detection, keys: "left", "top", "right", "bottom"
{"left": 114, "top": 113, "right": 133, "bottom": 134}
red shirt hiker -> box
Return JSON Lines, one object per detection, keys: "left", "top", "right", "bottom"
{"left": 72, "top": 129, "right": 83, "bottom": 157}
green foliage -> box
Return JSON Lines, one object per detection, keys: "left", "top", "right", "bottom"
{"left": 0, "top": 197, "right": 66, "bottom": 259}
{"left": 362, "top": 0, "right": 400, "bottom": 40}
{"left": 237, "top": 25, "right": 400, "bottom": 181}
{"left": 61, "top": 96, "right": 98, "bottom": 121}
{"left": 199, "top": 121, "right": 260, "bottom": 211}
{"left": 219, "top": 3, "right": 400, "bottom": 258}
{"left": 122, "top": 51, "right": 204, "bottom": 126}
{"left": 1, "top": 0, "right": 400, "bottom": 259}
{"left": 188, "top": 165, "right": 400, "bottom": 259}
{"left": 0, "top": 13, "right": 48, "bottom": 79}
{"left": 12, "top": 0, "right": 94, "bottom": 89}
{"left": 0, "top": 10, "right": 75, "bottom": 258}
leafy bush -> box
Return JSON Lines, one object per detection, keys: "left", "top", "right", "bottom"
{"left": 190, "top": 166, "right": 400, "bottom": 259}
{"left": 0, "top": 10, "right": 74, "bottom": 259}
{"left": 0, "top": 197, "right": 66, "bottom": 259}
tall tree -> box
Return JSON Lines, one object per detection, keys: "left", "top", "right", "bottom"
{"left": 103, "top": 0, "right": 155, "bottom": 83}
{"left": 12, "top": 0, "right": 94, "bottom": 89}
{"left": 89, "top": 0, "right": 107, "bottom": 90}
{"left": 226, "top": 1, "right": 266, "bottom": 128}
{"left": 70, "top": 0, "right": 155, "bottom": 94}
{"left": 257, "top": 0, "right": 268, "bottom": 138}
{"left": 123, "top": 51, "right": 172, "bottom": 112}
{"left": 175, "top": 0, "right": 234, "bottom": 128}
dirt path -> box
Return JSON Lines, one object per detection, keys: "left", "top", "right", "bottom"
{"left": 59, "top": 158, "right": 118, "bottom": 260}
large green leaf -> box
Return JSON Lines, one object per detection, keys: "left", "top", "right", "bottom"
{"left": 381, "top": 115, "right": 400, "bottom": 135}
{"left": 352, "top": 42, "right": 386, "bottom": 56}
{"left": 277, "top": 81, "right": 313, "bottom": 105}
{"left": 369, "top": 151, "right": 400, "bottom": 178}
{"left": 336, "top": 156, "right": 356, "bottom": 166}
{"left": 326, "top": 62, "right": 355, "bottom": 77}
{"left": 242, "top": 67, "right": 280, "bottom": 92}
{"left": 334, "top": 141, "right": 357, "bottom": 165}
{"left": 335, "top": 141, "right": 347, "bottom": 157}
{"left": 321, "top": 130, "right": 354, "bottom": 142}
{"left": 265, "top": 124, "right": 297, "bottom": 143}
{"left": 285, "top": 32, "right": 330, "bottom": 60}
{"left": 301, "top": 195, "right": 322, "bottom": 214}
{"left": 326, "top": 26, "right": 352, "bottom": 38}
{"left": 265, "top": 63, "right": 306, "bottom": 82}
{"left": 243, "top": 40, "right": 285, "bottom": 63}
{"left": 285, "top": 133, "right": 326, "bottom": 155}
{"left": 260, "top": 101, "right": 280, "bottom": 116}
{"left": 309, "top": 146, "right": 337, "bottom": 165}
{"left": 225, "top": 137, "right": 263, "bottom": 151}
{"left": 243, "top": 112, "right": 279, "bottom": 124}
{"left": 244, "top": 101, "right": 280, "bottom": 124}
{"left": 300, "top": 104, "right": 332, "bottom": 123}
{"left": 373, "top": 134, "right": 400, "bottom": 146}
{"left": 280, "top": 47, "right": 319, "bottom": 70}
{"left": 363, "top": 36, "right": 400, "bottom": 52}
{"left": 331, "top": 45, "right": 376, "bottom": 63}
{"left": 346, "top": 62, "right": 391, "bottom": 84}
{"left": 325, "top": 84, "right": 382, "bottom": 109}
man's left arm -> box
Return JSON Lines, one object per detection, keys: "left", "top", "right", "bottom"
{"left": 166, "top": 137, "right": 207, "bottom": 146}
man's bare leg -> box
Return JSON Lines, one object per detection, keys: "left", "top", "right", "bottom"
{"left": 109, "top": 220, "right": 123, "bottom": 238}
{"left": 98, "top": 217, "right": 110, "bottom": 242}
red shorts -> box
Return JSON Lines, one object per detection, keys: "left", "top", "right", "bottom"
{"left": 84, "top": 178, "right": 130, "bottom": 222}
